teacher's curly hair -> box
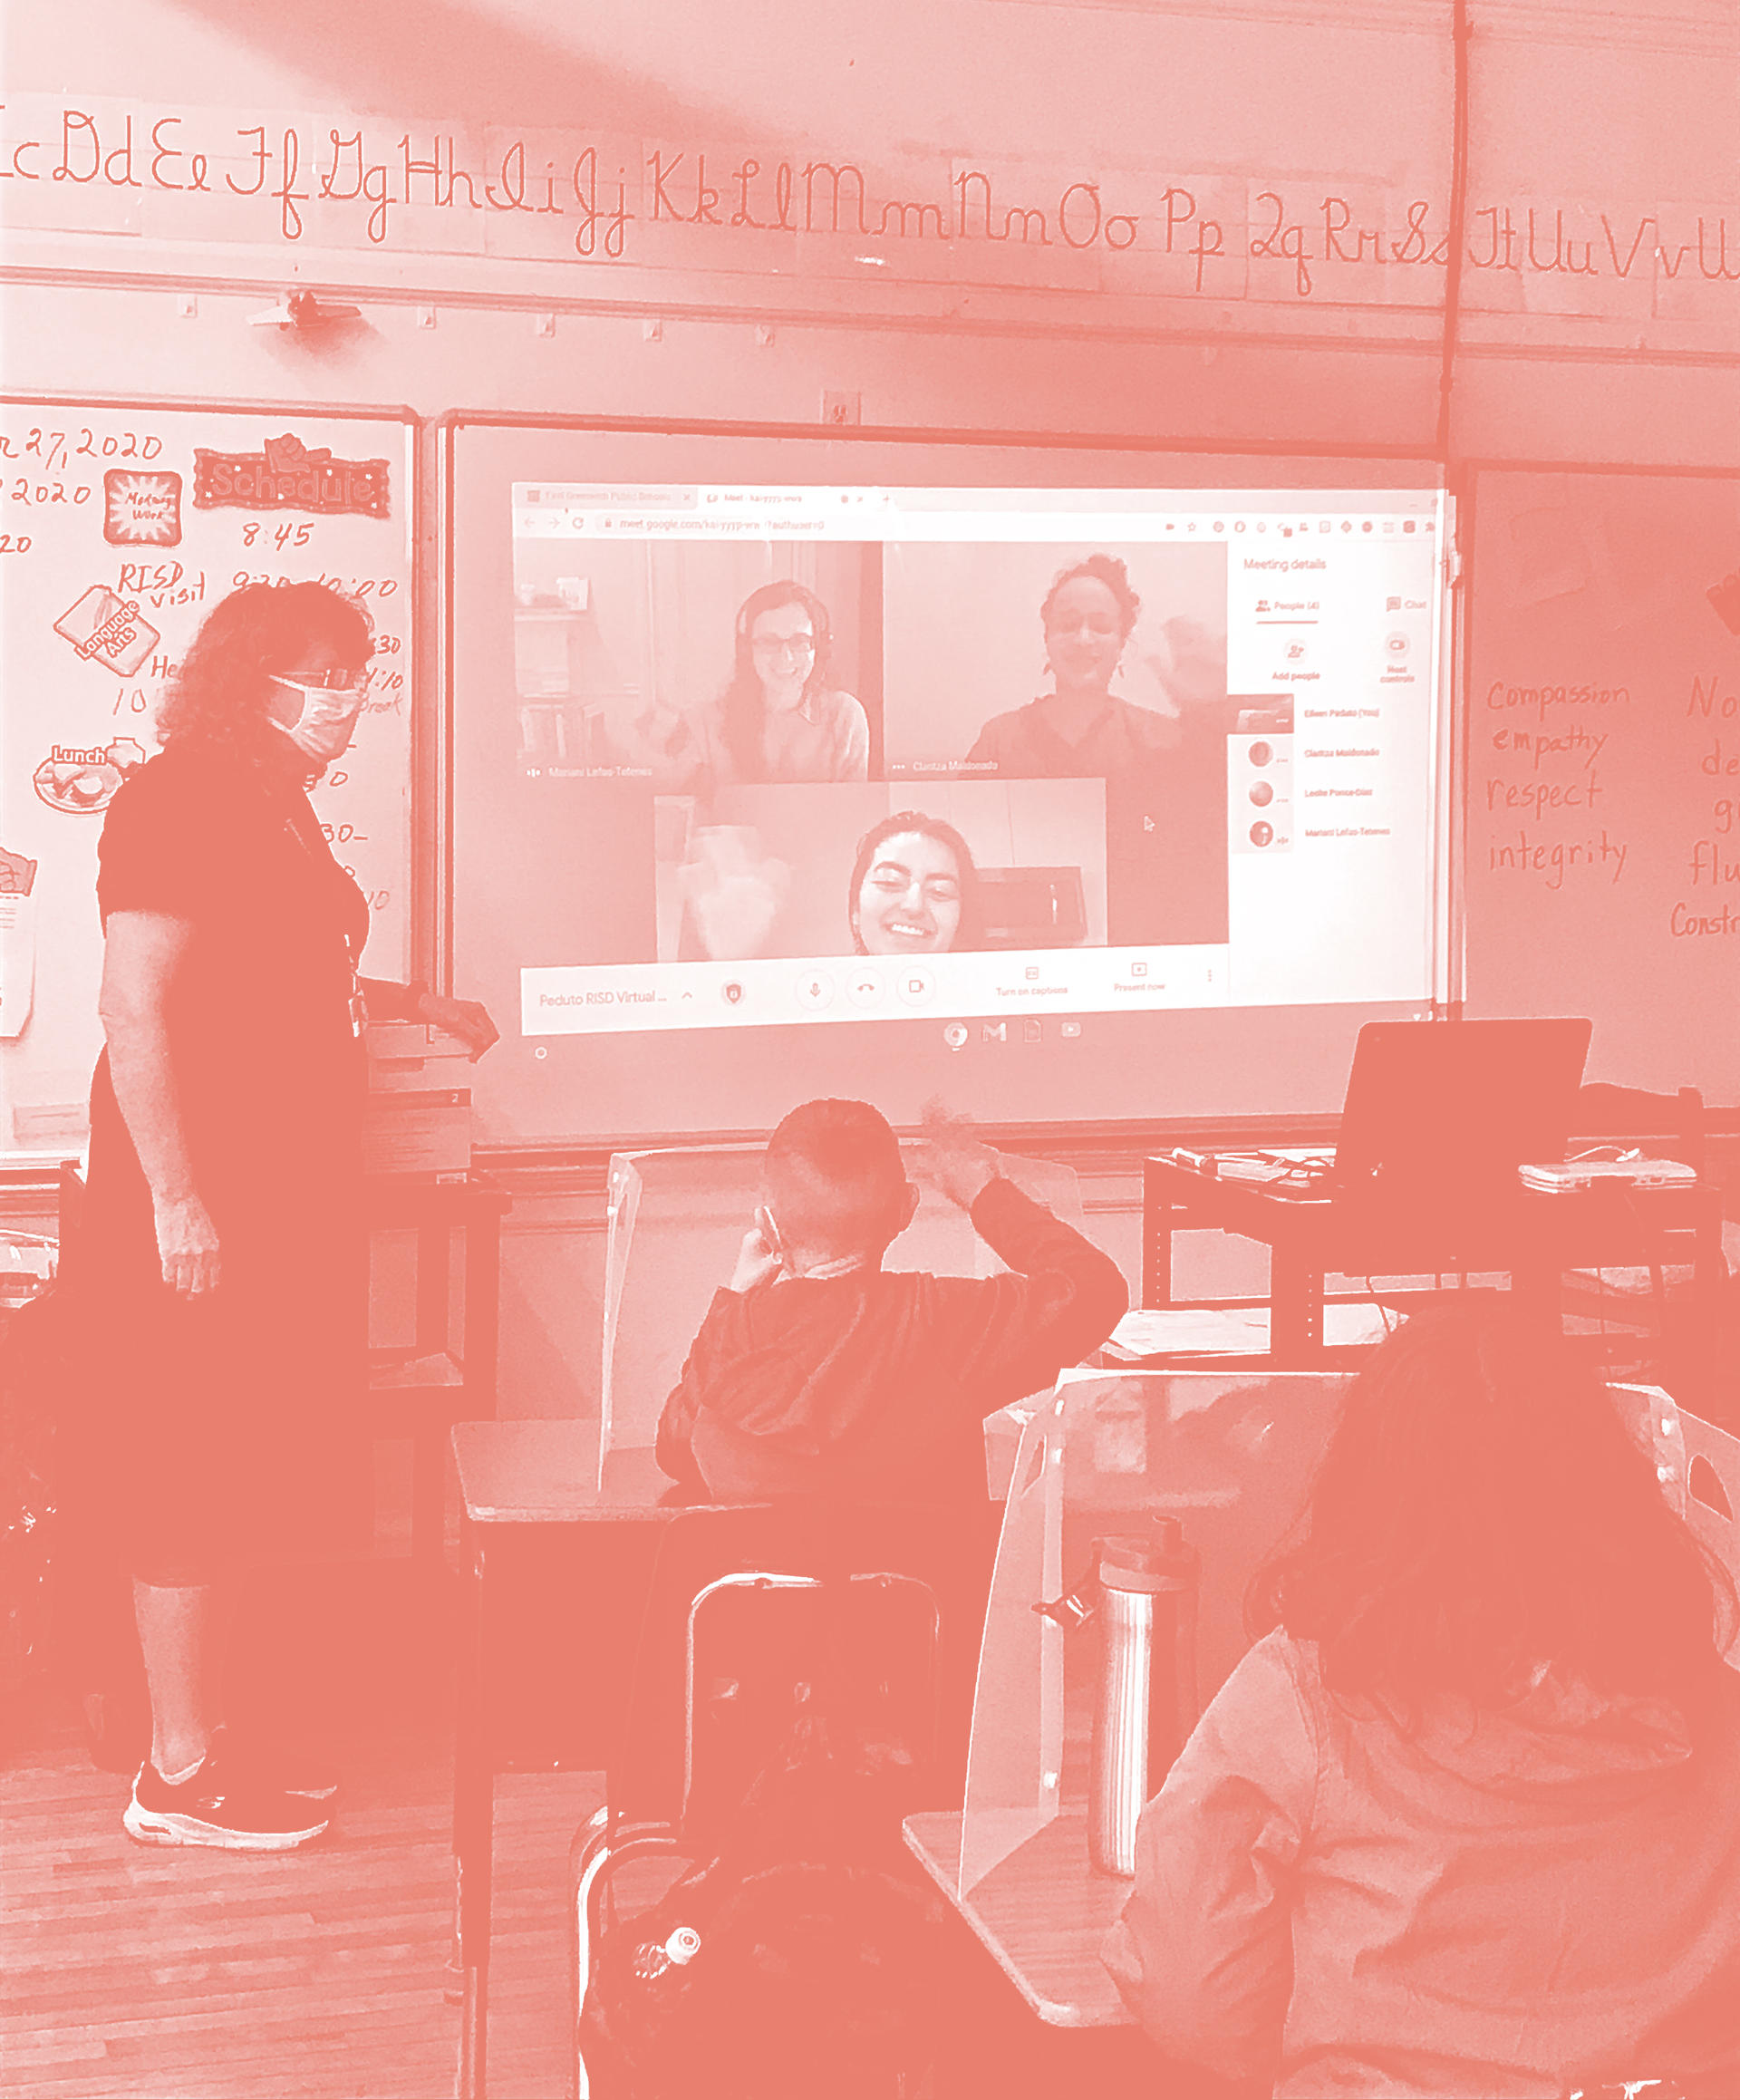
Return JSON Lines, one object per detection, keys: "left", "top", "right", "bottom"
{"left": 156, "top": 582, "right": 372, "bottom": 767}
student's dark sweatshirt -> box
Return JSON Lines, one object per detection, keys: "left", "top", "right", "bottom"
{"left": 654, "top": 1177, "right": 1128, "bottom": 1504}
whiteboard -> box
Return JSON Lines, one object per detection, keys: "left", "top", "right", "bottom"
{"left": 0, "top": 399, "right": 415, "bottom": 1157}
{"left": 1464, "top": 469, "right": 1740, "bottom": 1101}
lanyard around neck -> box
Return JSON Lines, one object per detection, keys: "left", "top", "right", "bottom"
{"left": 281, "top": 805, "right": 366, "bottom": 1039}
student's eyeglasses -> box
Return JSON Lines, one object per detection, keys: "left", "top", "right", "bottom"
{"left": 281, "top": 665, "right": 372, "bottom": 690}
{"left": 751, "top": 635, "right": 816, "bottom": 662}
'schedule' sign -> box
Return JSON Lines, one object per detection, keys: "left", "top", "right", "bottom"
{"left": 192, "top": 432, "right": 392, "bottom": 518}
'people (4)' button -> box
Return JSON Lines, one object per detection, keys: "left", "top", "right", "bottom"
{"left": 795, "top": 970, "right": 834, "bottom": 1011}
{"left": 895, "top": 965, "right": 936, "bottom": 1007}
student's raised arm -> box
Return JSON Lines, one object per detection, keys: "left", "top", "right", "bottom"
{"left": 914, "top": 1105, "right": 1128, "bottom": 1408}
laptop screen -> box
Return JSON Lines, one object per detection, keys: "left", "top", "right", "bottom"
{"left": 1334, "top": 1019, "right": 1593, "bottom": 1196}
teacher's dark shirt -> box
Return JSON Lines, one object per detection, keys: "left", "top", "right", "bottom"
{"left": 92, "top": 740, "right": 369, "bottom": 1197}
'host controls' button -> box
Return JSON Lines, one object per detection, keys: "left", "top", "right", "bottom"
{"left": 895, "top": 966, "right": 936, "bottom": 1007}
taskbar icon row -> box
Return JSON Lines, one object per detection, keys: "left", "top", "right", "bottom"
{"left": 523, "top": 946, "right": 1227, "bottom": 1035}
{"left": 722, "top": 963, "right": 940, "bottom": 1013}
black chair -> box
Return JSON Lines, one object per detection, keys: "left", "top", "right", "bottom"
{"left": 568, "top": 1496, "right": 998, "bottom": 2100}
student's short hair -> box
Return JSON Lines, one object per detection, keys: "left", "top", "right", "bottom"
{"left": 765, "top": 1099, "right": 909, "bottom": 1256}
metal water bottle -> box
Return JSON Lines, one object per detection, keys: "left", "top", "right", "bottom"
{"left": 1088, "top": 1519, "right": 1199, "bottom": 1878}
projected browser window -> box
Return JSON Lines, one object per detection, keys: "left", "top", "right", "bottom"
{"left": 508, "top": 486, "right": 1445, "bottom": 1037}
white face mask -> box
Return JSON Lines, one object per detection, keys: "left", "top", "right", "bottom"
{"left": 272, "top": 675, "right": 364, "bottom": 763}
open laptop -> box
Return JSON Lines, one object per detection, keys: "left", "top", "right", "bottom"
{"left": 1220, "top": 1018, "right": 1594, "bottom": 1205}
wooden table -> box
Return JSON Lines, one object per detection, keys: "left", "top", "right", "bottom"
{"left": 903, "top": 1810, "right": 1133, "bottom": 2028}
{"left": 1142, "top": 1156, "right": 1726, "bottom": 1368}
{"left": 450, "top": 1418, "right": 686, "bottom": 2100}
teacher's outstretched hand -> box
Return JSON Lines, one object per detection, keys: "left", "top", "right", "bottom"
{"left": 415, "top": 990, "right": 499, "bottom": 1060}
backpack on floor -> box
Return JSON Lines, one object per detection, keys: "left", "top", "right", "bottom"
{"left": 578, "top": 1588, "right": 956, "bottom": 2100}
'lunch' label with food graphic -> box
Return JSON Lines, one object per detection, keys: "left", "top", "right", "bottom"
{"left": 32, "top": 739, "right": 147, "bottom": 816}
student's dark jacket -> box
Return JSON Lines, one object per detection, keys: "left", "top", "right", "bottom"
{"left": 655, "top": 1178, "right": 1127, "bottom": 1504}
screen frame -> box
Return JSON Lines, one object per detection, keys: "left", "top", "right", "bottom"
{"left": 439, "top": 411, "right": 1458, "bottom": 1157}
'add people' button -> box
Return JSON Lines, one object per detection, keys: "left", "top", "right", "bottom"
{"left": 895, "top": 965, "right": 936, "bottom": 1007}
{"left": 795, "top": 969, "right": 835, "bottom": 1011}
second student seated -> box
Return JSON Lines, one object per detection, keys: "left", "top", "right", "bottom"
{"left": 655, "top": 1099, "right": 1127, "bottom": 1504}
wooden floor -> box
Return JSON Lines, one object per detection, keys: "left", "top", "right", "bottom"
{"left": 2, "top": 1711, "right": 602, "bottom": 2100}
{"left": 1, "top": 1511, "right": 604, "bottom": 2100}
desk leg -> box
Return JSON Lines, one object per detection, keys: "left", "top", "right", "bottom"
{"left": 455, "top": 1528, "right": 494, "bottom": 2100}
{"left": 413, "top": 1435, "right": 447, "bottom": 1573}
{"left": 1692, "top": 1190, "right": 1725, "bottom": 1375}
{"left": 1142, "top": 1162, "right": 1174, "bottom": 1311}
{"left": 411, "top": 1220, "right": 452, "bottom": 1567}
{"left": 464, "top": 1199, "right": 502, "bottom": 1418}
{"left": 1271, "top": 1256, "right": 1321, "bottom": 1366}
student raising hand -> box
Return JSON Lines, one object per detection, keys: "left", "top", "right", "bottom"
{"left": 915, "top": 1099, "right": 1000, "bottom": 1211}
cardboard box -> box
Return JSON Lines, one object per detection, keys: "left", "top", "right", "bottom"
{"left": 362, "top": 1087, "right": 472, "bottom": 1176}
{"left": 365, "top": 1020, "right": 474, "bottom": 1090}
{"left": 364, "top": 1023, "right": 473, "bottom": 1174}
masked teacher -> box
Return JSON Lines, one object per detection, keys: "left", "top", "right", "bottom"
{"left": 60, "top": 583, "right": 497, "bottom": 1854}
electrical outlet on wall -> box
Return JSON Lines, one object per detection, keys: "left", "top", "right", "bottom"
{"left": 823, "top": 391, "right": 862, "bottom": 426}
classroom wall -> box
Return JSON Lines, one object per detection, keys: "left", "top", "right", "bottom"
{"left": 5, "top": 1, "right": 1735, "bottom": 465}
{"left": 5, "top": 0, "right": 1735, "bottom": 1427}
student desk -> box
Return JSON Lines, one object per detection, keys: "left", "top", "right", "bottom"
{"left": 903, "top": 1811, "right": 1131, "bottom": 2028}
{"left": 450, "top": 1418, "right": 681, "bottom": 2100}
{"left": 1141, "top": 1156, "right": 1726, "bottom": 1367}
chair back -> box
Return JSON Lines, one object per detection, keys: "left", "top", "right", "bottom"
{"left": 609, "top": 1499, "right": 998, "bottom": 1844}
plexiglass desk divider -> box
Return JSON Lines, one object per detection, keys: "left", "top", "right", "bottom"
{"left": 597, "top": 1152, "right": 645, "bottom": 1485}
{"left": 952, "top": 1368, "right": 1693, "bottom": 1902}
{"left": 1607, "top": 1382, "right": 1688, "bottom": 1522}
{"left": 958, "top": 1394, "right": 1068, "bottom": 1894}
{"left": 596, "top": 1144, "right": 1088, "bottom": 1482}
{"left": 1674, "top": 1408, "right": 1740, "bottom": 1659}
